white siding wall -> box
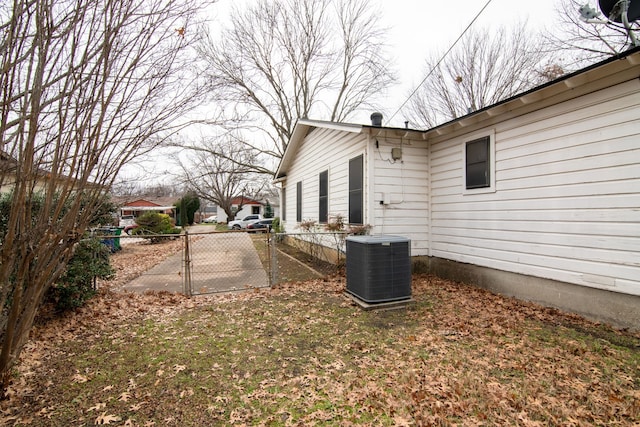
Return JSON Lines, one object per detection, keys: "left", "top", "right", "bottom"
{"left": 370, "top": 136, "right": 430, "bottom": 255}
{"left": 429, "top": 78, "right": 640, "bottom": 296}
{"left": 282, "top": 128, "right": 366, "bottom": 231}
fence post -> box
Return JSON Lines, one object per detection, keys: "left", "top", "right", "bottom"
{"left": 183, "top": 230, "right": 192, "bottom": 297}
{"left": 269, "top": 232, "right": 278, "bottom": 287}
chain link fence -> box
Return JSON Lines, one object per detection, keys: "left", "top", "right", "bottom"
{"left": 183, "top": 230, "right": 346, "bottom": 296}
{"left": 269, "top": 232, "right": 346, "bottom": 283}
{"left": 104, "top": 228, "right": 347, "bottom": 296}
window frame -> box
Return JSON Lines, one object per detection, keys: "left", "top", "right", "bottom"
{"left": 462, "top": 130, "right": 496, "bottom": 195}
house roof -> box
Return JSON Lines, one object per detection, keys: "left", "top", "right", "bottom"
{"left": 422, "top": 46, "right": 640, "bottom": 140}
{"left": 275, "top": 46, "right": 640, "bottom": 181}
{"left": 231, "top": 196, "right": 262, "bottom": 205}
{"left": 0, "top": 149, "right": 106, "bottom": 190}
{"left": 113, "top": 196, "right": 180, "bottom": 207}
{"left": 275, "top": 119, "right": 425, "bottom": 180}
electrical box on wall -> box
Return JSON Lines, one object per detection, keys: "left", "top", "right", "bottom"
{"left": 391, "top": 147, "right": 402, "bottom": 160}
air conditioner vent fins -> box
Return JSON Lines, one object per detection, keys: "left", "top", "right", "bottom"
{"left": 346, "top": 235, "right": 411, "bottom": 303}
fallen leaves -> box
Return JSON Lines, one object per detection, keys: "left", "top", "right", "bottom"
{"left": 94, "top": 412, "right": 120, "bottom": 425}
{"left": 2, "top": 273, "right": 638, "bottom": 426}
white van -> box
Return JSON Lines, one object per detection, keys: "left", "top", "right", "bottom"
{"left": 118, "top": 215, "right": 136, "bottom": 227}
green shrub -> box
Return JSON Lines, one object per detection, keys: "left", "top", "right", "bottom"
{"left": 271, "top": 217, "right": 283, "bottom": 233}
{"left": 175, "top": 192, "right": 200, "bottom": 226}
{"left": 264, "top": 201, "right": 274, "bottom": 218}
{"left": 48, "top": 237, "right": 114, "bottom": 311}
{"left": 133, "top": 212, "right": 181, "bottom": 243}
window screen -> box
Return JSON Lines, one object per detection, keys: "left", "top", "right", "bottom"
{"left": 296, "top": 181, "right": 302, "bottom": 222}
{"left": 349, "top": 155, "right": 363, "bottom": 224}
{"left": 319, "top": 170, "right": 328, "bottom": 223}
{"left": 466, "top": 136, "right": 490, "bottom": 189}
{"left": 281, "top": 187, "right": 286, "bottom": 221}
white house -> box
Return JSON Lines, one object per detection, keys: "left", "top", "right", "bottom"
{"left": 215, "top": 196, "right": 264, "bottom": 223}
{"left": 274, "top": 47, "right": 640, "bottom": 329}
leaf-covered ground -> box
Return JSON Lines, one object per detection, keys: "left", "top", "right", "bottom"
{"left": 2, "top": 244, "right": 639, "bottom": 425}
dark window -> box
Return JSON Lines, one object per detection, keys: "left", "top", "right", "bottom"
{"left": 296, "top": 181, "right": 302, "bottom": 222}
{"left": 349, "top": 155, "right": 363, "bottom": 224}
{"left": 251, "top": 206, "right": 260, "bottom": 215}
{"left": 466, "top": 136, "right": 490, "bottom": 189}
{"left": 319, "top": 170, "right": 328, "bottom": 223}
{"left": 282, "top": 187, "right": 286, "bottom": 221}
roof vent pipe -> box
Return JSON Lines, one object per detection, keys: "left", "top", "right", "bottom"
{"left": 370, "top": 112, "right": 383, "bottom": 127}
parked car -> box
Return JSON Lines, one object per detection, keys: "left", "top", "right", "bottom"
{"left": 227, "top": 214, "right": 263, "bottom": 230}
{"left": 123, "top": 224, "right": 138, "bottom": 235}
{"left": 202, "top": 215, "right": 217, "bottom": 223}
{"left": 246, "top": 219, "right": 274, "bottom": 233}
{"left": 119, "top": 215, "right": 136, "bottom": 227}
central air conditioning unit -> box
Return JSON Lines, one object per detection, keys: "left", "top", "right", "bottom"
{"left": 346, "top": 235, "right": 411, "bottom": 303}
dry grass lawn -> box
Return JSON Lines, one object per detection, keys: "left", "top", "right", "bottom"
{"left": 1, "top": 240, "right": 638, "bottom": 426}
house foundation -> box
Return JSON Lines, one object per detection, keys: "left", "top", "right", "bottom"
{"left": 421, "top": 256, "right": 640, "bottom": 332}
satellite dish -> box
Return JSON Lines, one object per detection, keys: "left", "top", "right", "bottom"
{"left": 599, "top": 0, "right": 640, "bottom": 23}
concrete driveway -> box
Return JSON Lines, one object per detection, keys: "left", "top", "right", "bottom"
{"left": 122, "top": 226, "right": 269, "bottom": 295}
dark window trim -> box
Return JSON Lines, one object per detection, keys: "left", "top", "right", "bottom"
{"left": 296, "top": 181, "right": 302, "bottom": 222}
{"left": 319, "top": 170, "right": 328, "bottom": 223}
{"left": 349, "top": 155, "right": 363, "bottom": 224}
{"left": 281, "top": 187, "right": 286, "bottom": 221}
{"left": 465, "top": 136, "right": 490, "bottom": 190}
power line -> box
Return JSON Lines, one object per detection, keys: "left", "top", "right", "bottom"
{"left": 388, "top": 0, "right": 495, "bottom": 124}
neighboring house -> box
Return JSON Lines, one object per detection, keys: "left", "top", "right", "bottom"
{"left": 0, "top": 150, "right": 105, "bottom": 193}
{"left": 117, "top": 198, "right": 177, "bottom": 222}
{"left": 274, "top": 47, "right": 640, "bottom": 329}
{"left": 216, "top": 196, "right": 264, "bottom": 223}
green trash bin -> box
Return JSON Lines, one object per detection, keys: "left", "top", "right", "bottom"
{"left": 111, "top": 227, "right": 122, "bottom": 251}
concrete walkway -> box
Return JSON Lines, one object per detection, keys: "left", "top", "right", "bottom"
{"left": 122, "top": 226, "right": 269, "bottom": 295}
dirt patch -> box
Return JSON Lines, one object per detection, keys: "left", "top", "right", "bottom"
{"left": 276, "top": 241, "right": 341, "bottom": 276}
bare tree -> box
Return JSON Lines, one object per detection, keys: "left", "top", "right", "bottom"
{"left": 0, "top": 0, "right": 210, "bottom": 393}
{"left": 178, "top": 137, "right": 269, "bottom": 221}
{"left": 544, "top": 0, "right": 639, "bottom": 69}
{"left": 196, "top": 0, "right": 395, "bottom": 171}
{"left": 405, "top": 25, "right": 554, "bottom": 128}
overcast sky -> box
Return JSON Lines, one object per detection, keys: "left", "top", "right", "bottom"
{"left": 123, "top": 0, "right": 575, "bottom": 184}
{"left": 373, "top": 0, "right": 562, "bottom": 125}
{"left": 210, "top": 0, "right": 564, "bottom": 126}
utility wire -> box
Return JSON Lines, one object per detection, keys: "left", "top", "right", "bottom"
{"left": 388, "top": 0, "right": 495, "bottom": 124}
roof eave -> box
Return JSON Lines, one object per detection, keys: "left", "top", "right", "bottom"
{"left": 423, "top": 46, "right": 640, "bottom": 139}
{"left": 274, "top": 119, "right": 363, "bottom": 180}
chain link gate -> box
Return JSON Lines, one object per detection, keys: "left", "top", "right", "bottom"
{"left": 182, "top": 230, "right": 272, "bottom": 296}
{"left": 182, "top": 230, "right": 346, "bottom": 296}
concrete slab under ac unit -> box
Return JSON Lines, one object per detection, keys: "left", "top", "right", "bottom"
{"left": 343, "top": 292, "right": 415, "bottom": 311}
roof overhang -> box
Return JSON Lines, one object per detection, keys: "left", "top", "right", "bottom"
{"left": 120, "top": 206, "right": 174, "bottom": 212}
{"left": 275, "top": 119, "right": 363, "bottom": 180}
{"left": 274, "top": 47, "right": 640, "bottom": 182}
{"left": 423, "top": 46, "right": 640, "bottom": 139}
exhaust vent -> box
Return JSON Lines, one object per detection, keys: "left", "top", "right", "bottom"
{"left": 370, "top": 112, "right": 383, "bottom": 127}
